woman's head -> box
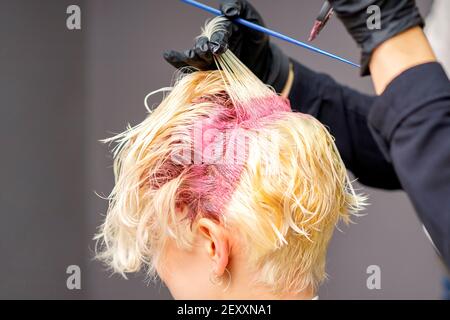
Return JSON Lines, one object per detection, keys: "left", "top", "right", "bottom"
{"left": 95, "top": 17, "right": 366, "bottom": 299}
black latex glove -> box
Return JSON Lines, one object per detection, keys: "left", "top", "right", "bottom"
{"left": 328, "top": 0, "right": 424, "bottom": 76}
{"left": 163, "top": 0, "right": 290, "bottom": 93}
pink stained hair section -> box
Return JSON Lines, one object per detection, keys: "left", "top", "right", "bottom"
{"left": 95, "top": 16, "right": 368, "bottom": 292}
{"left": 154, "top": 92, "right": 292, "bottom": 222}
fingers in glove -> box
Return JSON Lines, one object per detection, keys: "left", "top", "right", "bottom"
{"left": 193, "top": 36, "right": 214, "bottom": 64}
{"left": 163, "top": 50, "right": 190, "bottom": 69}
{"left": 163, "top": 47, "right": 211, "bottom": 70}
{"left": 208, "top": 19, "right": 233, "bottom": 54}
{"left": 220, "top": 0, "right": 242, "bottom": 19}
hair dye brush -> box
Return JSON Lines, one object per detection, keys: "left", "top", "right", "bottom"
{"left": 181, "top": 0, "right": 360, "bottom": 68}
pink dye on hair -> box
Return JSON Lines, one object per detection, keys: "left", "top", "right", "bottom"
{"left": 171, "top": 93, "right": 291, "bottom": 221}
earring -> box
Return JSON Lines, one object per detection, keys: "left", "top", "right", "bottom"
{"left": 209, "top": 267, "right": 231, "bottom": 292}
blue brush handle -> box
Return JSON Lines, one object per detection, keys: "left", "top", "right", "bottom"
{"left": 180, "top": 0, "right": 360, "bottom": 68}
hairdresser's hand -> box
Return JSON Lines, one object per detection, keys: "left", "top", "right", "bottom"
{"left": 163, "top": 0, "right": 290, "bottom": 92}
{"left": 328, "top": 0, "right": 424, "bottom": 75}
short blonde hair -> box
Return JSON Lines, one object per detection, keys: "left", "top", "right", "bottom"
{"left": 95, "top": 17, "right": 367, "bottom": 294}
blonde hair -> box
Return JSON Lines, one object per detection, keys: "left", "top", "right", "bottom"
{"left": 95, "top": 17, "right": 367, "bottom": 294}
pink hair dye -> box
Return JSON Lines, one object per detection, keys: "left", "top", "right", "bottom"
{"left": 174, "top": 93, "right": 292, "bottom": 221}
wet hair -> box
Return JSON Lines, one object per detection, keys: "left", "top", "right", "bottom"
{"left": 95, "top": 17, "right": 367, "bottom": 294}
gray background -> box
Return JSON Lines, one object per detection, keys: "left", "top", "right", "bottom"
{"left": 0, "top": 0, "right": 446, "bottom": 299}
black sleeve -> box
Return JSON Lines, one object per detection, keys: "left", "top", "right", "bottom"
{"left": 368, "top": 62, "right": 450, "bottom": 268}
{"left": 288, "top": 59, "right": 401, "bottom": 189}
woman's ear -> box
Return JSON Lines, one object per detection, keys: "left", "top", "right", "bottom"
{"left": 197, "top": 217, "right": 230, "bottom": 277}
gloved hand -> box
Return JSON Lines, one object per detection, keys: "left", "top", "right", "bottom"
{"left": 328, "top": 0, "right": 424, "bottom": 75}
{"left": 163, "top": 0, "right": 290, "bottom": 93}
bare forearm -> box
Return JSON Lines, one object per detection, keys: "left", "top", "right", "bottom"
{"left": 370, "top": 27, "right": 436, "bottom": 94}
